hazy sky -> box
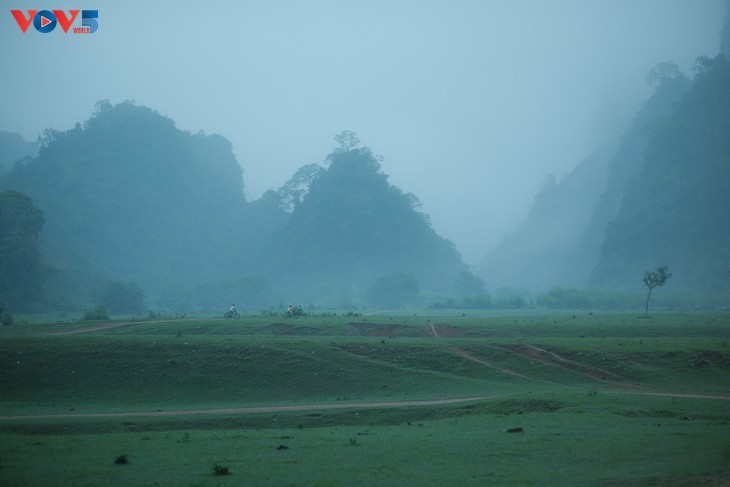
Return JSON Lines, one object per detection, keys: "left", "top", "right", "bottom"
{"left": 0, "top": 1, "right": 724, "bottom": 265}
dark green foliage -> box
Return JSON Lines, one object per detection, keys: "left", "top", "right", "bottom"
{"left": 0, "top": 307, "right": 13, "bottom": 325}
{"left": 212, "top": 464, "right": 231, "bottom": 476}
{"left": 536, "top": 287, "right": 642, "bottom": 310}
{"left": 366, "top": 273, "right": 420, "bottom": 308}
{"left": 114, "top": 454, "right": 128, "bottom": 465}
{"left": 0, "top": 191, "right": 45, "bottom": 311}
{"left": 82, "top": 305, "right": 109, "bottom": 321}
{"left": 642, "top": 266, "right": 672, "bottom": 315}
{"left": 642, "top": 266, "right": 672, "bottom": 290}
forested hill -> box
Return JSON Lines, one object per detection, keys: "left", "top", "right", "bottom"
{"left": 258, "top": 141, "right": 468, "bottom": 303}
{"left": 478, "top": 68, "right": 690, "bottom": 293}
{"left": 1, "top": 101, "right": 255, "bottom": 297}
{"left": 0, "top": 106, "right": 468, "bottom": 312}
{"left": 590, "top": 55, "right": 730, "bottom": 294}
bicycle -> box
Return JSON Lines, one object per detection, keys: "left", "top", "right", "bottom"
{"left": 224, "top": 311, "right": 241, "bottom": 319}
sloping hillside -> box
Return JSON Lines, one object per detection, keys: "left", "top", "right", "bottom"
{"left": 1, "top": 101, "right": 255, "bottom": 297}
{"left": 260, "top": 143, "right": 467, "bottom": 302}
{"left": 479, "top": 72, "right": 690, "bottom": 293}
{"left": 591, "top": 55, "right": 730, "bottom": 294}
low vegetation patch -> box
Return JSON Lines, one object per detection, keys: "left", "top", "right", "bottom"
{"left": 0, "top": 312, "right": 728, "bottom": 485}
{"left": 212, "top": 463, "right": 231, "bottom": 476}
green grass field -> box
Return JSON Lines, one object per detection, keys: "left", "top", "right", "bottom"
{"left": 1, "top": 312, "right": 729, "bottom": 486}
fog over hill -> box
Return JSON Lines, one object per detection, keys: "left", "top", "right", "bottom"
{"left": 0, "top": 1, "right": 724, "bottom": 265}
{"left": 0, "top": 105, "right": 469, "bottom": 312}
{"left": 479, "top": 4, "right": 730, "bottom": 303}
{"left": 480, "top": 69, "right": 692, "bottom": 293}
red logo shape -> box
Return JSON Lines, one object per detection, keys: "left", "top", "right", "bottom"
{"left": 10, "top": 10, "right": 38, "bottom": 33}
{"left": 10, "top": 9, "right": 80, "bottom": 33}
{"left": 53, "top": 10, "right": 79, "bottom": 33}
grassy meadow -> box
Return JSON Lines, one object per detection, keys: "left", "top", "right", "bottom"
{"left": 0, "top": 311, "right": 729, "bottom": 486}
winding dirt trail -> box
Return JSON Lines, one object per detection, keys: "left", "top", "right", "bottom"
{"left": 51, "top": 319, "right": 193, "bottom": 336}
{"left": 612, "top": 392, "right": 730, "bottom": 401}
{"left": 450, "top": 348, "right": 545, "bottom": 382}
{"left": 427, "top": 324, "right": 730, "bottom": 401}
{"left": 430, "top": 324, "right": 550, "bottom": 382}
{"left": 6, "top": 321, "right": 725, "bottom": 423}
{"left": 0, "top": 396, "right": 498, "bottom": 421}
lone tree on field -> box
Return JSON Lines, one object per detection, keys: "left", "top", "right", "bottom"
{"left": 642, "top": 266, "right": 672, "bottom": 316}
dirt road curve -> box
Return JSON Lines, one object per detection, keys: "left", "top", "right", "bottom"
{"left": 612, "top": 392, "right": 730, "bottom": 401}
{"left": 21, "top": 321, "right": 727, "bottom": 423}
{"left": 0, "top": 396, "right": 499, "bottom": 421}
{"left": 52, "top": 319, "right": 185, "bottom": 335}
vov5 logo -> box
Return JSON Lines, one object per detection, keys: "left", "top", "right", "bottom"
{"left": 11, "top": 9, "right": 98, "bottom": 34}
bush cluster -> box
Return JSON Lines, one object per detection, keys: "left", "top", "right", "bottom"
{"left": 0, "top": 307, "right": 13, "bottom": 325}
{"left": 82, "top": 305, "right": 109, "bottom": 321}
{"left": 430, "top": 293, "right": 529, "bottom": 310}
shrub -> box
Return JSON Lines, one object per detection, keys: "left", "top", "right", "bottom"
{"left": 0, "top": 307, "right": 13, "bottom": 326}
{"left": 82, "top": 305, "right": 109, "bottom": 321}
{"left": 494, "top": 295, "right": 529, "bottom": 309}
{"left": 535, "top": 287, "right": 643, "bottom": 310}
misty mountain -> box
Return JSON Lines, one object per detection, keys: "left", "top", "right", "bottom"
{"left": 478, "top": 145, "right": 613, "bottom": 292}
{"left": 258, "top": 140, "right": 467, "bottom": 304}
{"left": 479, "top": 67, "right": 690, "bottom": 293}
{"left": 0, "top": 101, "right": 255, "bottom": 298}
{"left": 0, "top": 107, "right": 468, "bottom": 312}
{"left": 0, "top": 131, "right": 37, "bottom": 174}
{"left": 590, "top": 54, "right": 730, "bottom": 295}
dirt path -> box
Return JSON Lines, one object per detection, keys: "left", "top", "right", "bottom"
{"left": 429, "top": 326, "right": 729, "bottom": 400}
{"left": 14, "top": 321, "right": 726, "bottom": 423}
{"left": 429, "top": 324, "right": 551, "bottom": 383}
{"left": 610, "top": 391, "right": 730, "bottom": 401}
{"left": 0, "top": 396, "right": 498, "bottom": 421}
{"left": 51, "top": 319, "right": 197, "bottom": 336}
{"left": 448, "top": 344, "right": 730, "bottom": 401}
{"left": 449, "top": 347, "right": 548, "bottom": 382}
{"left": 499, "top": 343, "right": 627, "bottom": 384}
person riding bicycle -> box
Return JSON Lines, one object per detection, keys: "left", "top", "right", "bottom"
{"left": 230, "top": 304, "right": 237, "bottom": 314}
{"left": 287, "top": 304, "right": 294, "bottom": 317}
